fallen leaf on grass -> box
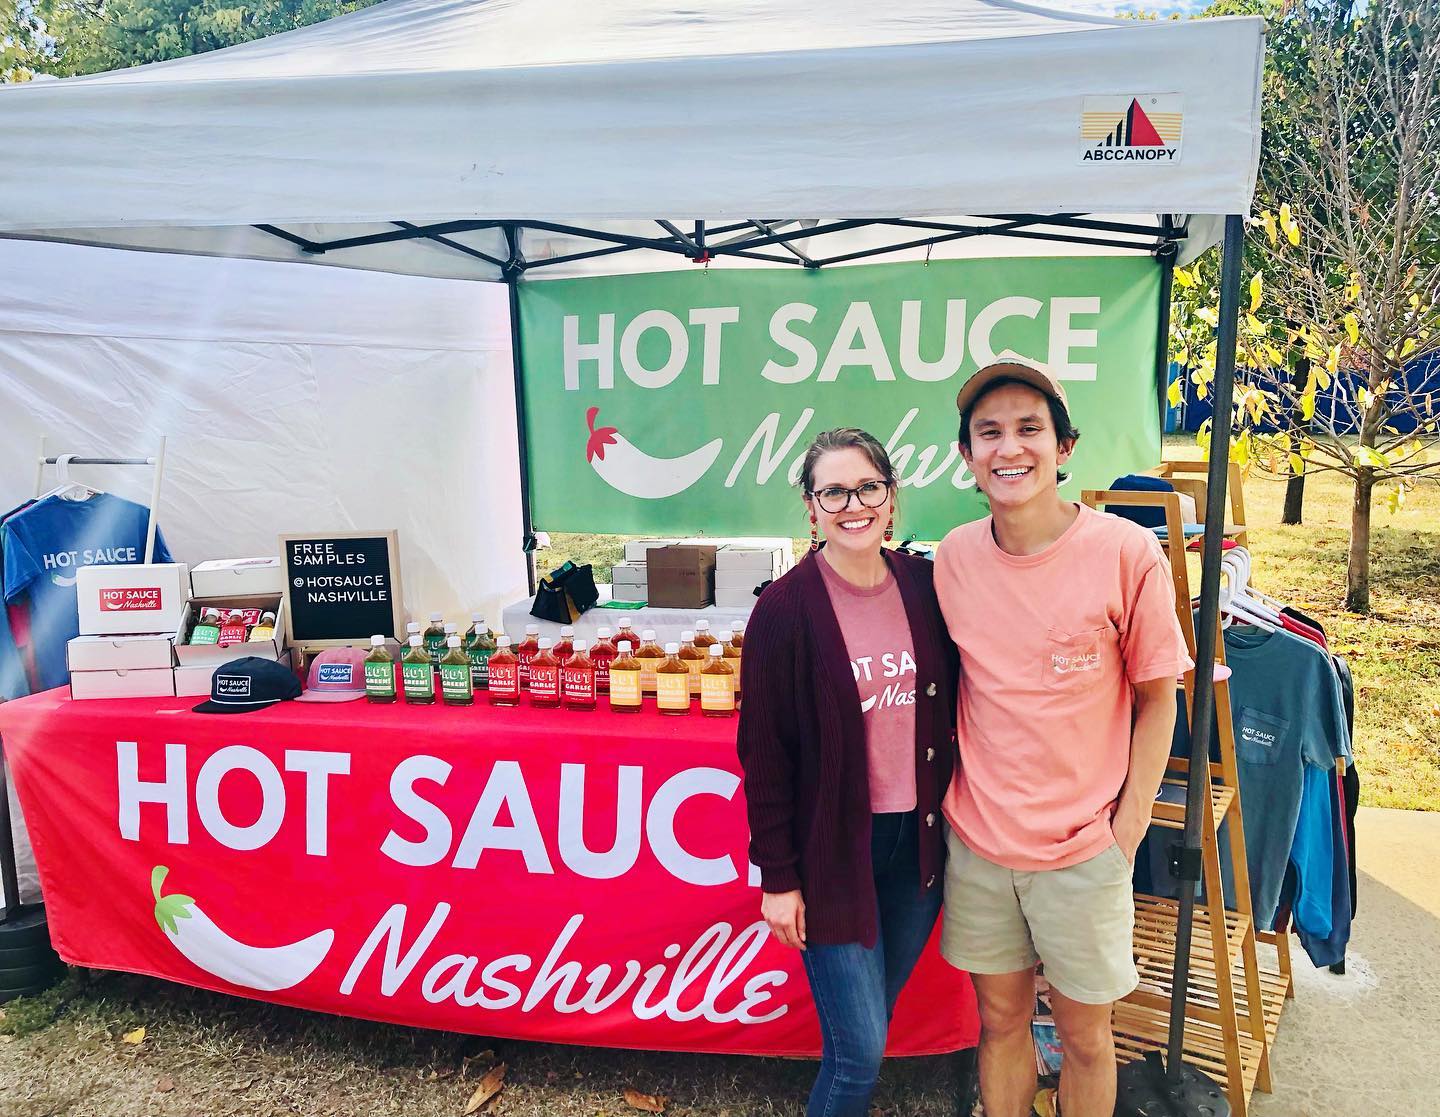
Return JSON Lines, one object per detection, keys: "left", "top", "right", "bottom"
{"left": 463, "top": 1063, "right": 506, "bottom": 1114}
{"left": 121, "top": 1027, "right": 147, "bottom": 1045}
{"left": 156, "top": 1076, "right": 175, "bottom": 1093}
{"left": 623, "top": 1088, "right": 667, "bottom": 1113}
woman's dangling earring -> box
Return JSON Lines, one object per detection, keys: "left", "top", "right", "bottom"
{"left": 883, "top": 514, "right": 894, "bottom": 543}
{"left": 809, "top": 512, "right": 819, "bottom": 551}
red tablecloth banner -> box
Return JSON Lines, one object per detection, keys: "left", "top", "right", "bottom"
{"left": 0, "top": 689, "right": 977, "bottom": 1056}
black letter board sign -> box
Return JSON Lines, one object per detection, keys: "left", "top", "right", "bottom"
{"left": 279, "top": 530, "right": 405, "bottom": 650}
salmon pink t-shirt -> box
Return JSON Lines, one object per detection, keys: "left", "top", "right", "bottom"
{"left": 817, "top": 551, "right": 918, "bottom": 813}
{"left": 935, "top": 503, "right": 1192, "bottom": 871}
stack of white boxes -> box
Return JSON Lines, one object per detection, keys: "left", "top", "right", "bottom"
{"left": 610, "top": 539, "right": 677, "bottom": 603}
{"left": 714, "top": 545, "right": 791, "bottom": 608}
{"left": 68, "top": 563, "right": 191, "bottom": 699}
{"left": 174, "top": 558, "right": 290, "bottom": 697}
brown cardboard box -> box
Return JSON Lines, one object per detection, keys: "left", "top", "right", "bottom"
{"left": 646, "top": 545, "right": 716, "bottom": 608}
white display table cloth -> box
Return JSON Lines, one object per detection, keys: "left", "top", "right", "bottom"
{"left": 502, "top": 585, "right": 754, "bottom": 647}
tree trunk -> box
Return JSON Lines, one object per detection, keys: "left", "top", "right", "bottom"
{"left": 1282, "top": 472, "right": 1306, "bottom": 525}
{"left": 1345, "top": 469, "right": 1375, "bottom": 612}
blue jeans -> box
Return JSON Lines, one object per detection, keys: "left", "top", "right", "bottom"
{"left": 801, "top": 810, "right": 943, "bottom": 1117}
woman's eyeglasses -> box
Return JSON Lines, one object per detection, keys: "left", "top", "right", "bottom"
{"left": 807, "top": 481, "right": 892, "bottom": 514}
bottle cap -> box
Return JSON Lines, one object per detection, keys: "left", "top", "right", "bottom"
{"left": 429, "top": 612, "right": 443, "bottom": 623}
{"left": 733, "top": 624, "right": 745, "bottom": 636}
{"left": 720, "top": 630, "right": 735, "bottom": 642}
{"left": 446, "top": 635, "right": 461, "bottom": 648}
{"left": 526, "top": 624, "right": 540, "bottom": 635}
{"left": 617, "top": 640, "right": 632, "bottom": 652}
{"left": 696, "top": 620, "right": 710, "bottom": 631}
{"left": 681, "top": 630, "right": 695, "bottom": 642}
{"left": 573, "top": 639, "right": 588, "bottom": 652}
{"left": 409, "top": 635, "right": 422, "bottom": 647}
{"left": 371, "top": 635, "right": 385, "bottom": 647}
{"left": 472, "top": 612, "right": 484, "bottom": 623}
{"left": 444, "top": 622, "right": 458, "bottom": 634}
{"left": 642, "top": 629, "right": 656, "bottom": 641}
{"left": 710, "top": 644, "right": 724, "bottom": 657}
{"left": 407, "top": 621, "right": 421, "bottom": 633}
{"left": 597, "top": 627, "right": 613, "bottom": 638}
{"left": 497, "top": 636, "right": 511, "bottom": 647}
{"left": 561, "top": 626, "right": 575, "bottom": 637}
{"left": 538, "top": 638, "right": 553, "bottom": 649}
{"left": 665, "top": 642, "right": 680, "bottom": 655}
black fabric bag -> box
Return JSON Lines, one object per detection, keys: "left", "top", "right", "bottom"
{"left": 530, "top": 561, "right": 600, "bottom": 624}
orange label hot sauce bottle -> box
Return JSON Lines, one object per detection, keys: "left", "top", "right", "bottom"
{"left": 562, "top": 639, "right": 597, "bottom": 711}
{"left": 608, "top": 640, "right": 643, "bottom": 713}
{"left": 635, "top": 629, "right": 665, "bottom": 696}
{"left": 528, "top": 637, "right": 561, "bottom": 709}
{"left": 700, "top": 643, "right": 736, "bottom": 717}
{"left": 655, "top": 642, "right": 692, "bottom": 716}
{"left": 678, "top": 630, "right": 706, "bottom": 697}
{"left": 488, "top": 636, "right": 521, "bottom": 707}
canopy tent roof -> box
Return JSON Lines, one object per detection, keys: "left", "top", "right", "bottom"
{"left": 0, "top": 0, "right": 1263, "bottom": 279}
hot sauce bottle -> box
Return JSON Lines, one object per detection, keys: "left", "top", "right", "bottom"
{"left": 465, "top": 615, "right": 496, "bottom": 691}
{"left": 590, "top": 627, "right": 617, "bottom": 694}
{"left": 488, "top": 636, "right": 521, "bottom": 706}
{"left": 692, "top": 619, "right": 719, "bottom": 654}
{"left": 678, "top": 630, "right": 706, "bottom": 697}
{"left": 364, "top": 634, "right": 397, "bottom": 704}
{"left": 517, "top": 624, "right": 541, "bottom": 689}
{"left": 562, "top": 639, "right": 597, "bottom": 711}
{"left": 656, "top": 642, "right": 692, "bottom": 716}
{"left": 440, "top": 635, "right": 475, "bottom": 706}
{"left": 529, "top": 637, "right": 561, "bottom": 709}
{"left": 700, "top": 644, "right": 737, "bottom": 718}
{"left": 635, "top": 629, "right": 665, "bottom": 696}
{"left": 189, "top": 608, "right": 223, "bottom": 645}
{"left": 423, "top": 613, "right": 447, "bottom": 665}
{"left": 554, "top": 626, "right": 576, "bottom": 664}
{"left": 217, "top": 610, "right": 249, "bottom": 648}
{"left": 402, "top": 635, "right": 436, "bottom": 705}
{"left": 728, "top": 624, "right": 745, "bottom": 700}
{"left": 615, "top": 619, "right": 636, "bottom": 648}
{"left": 608, "top": 640, "right": 643, "bottom": 713}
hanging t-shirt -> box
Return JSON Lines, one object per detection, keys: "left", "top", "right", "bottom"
{"left": 1222, "top": 624, "right": 1351, "bottom": 929}
{"left": 2, "top": 493, "right": 174, "bottom": 692}
{"left": 0, "top": 500, "right": 36, "bottom": 701}
{"left": 816, "top": 550, "right": 918, "bottom": 814}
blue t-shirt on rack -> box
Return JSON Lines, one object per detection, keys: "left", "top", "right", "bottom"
{"left": 1222, "top": 624, "right": 1351, "bottom": 930}
{"left": 2, "top": 493, "right": 173, "bottom": 692}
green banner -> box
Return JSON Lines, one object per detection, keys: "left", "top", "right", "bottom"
{"left": 519, "top": 257, "right": 1161, "bottom": 540}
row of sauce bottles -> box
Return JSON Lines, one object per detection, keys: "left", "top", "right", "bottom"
{"left": 363, "top": 619, "right": 744, "bottom": 717}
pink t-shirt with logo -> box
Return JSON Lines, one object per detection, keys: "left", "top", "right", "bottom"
{"left": 935, "top": 503, "right": 1193, "bottom": 871}
{"left": 817, "top": 551, "right": 918, "bottom": 814}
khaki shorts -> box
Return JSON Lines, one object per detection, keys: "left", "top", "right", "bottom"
{"left": 940, "top": 827, "right": 1138, "bottom": 1005}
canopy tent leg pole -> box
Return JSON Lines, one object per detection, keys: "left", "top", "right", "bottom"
{"left": 0, "top": 736, "right": 19, "bottom": 922}
{"left": 504, "top": 228, "right": 538, "bottom": 596}
{"left": 1154, "top": 239, "right": 1178, "bottom": 436}
{"left": 1117, "top": 212, "right": 1245, "bottom": 1116}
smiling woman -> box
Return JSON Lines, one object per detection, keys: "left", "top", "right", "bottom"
{"left": 736, "top": 427, "right": 957, "bottom": 1117}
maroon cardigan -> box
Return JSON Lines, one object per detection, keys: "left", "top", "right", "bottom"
{"left": 736, "top": 548, "right": 957, "bottom": 948}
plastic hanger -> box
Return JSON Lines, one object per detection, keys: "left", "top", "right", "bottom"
{"left": 37, "top": 455, "right": 98, "bottom": 502}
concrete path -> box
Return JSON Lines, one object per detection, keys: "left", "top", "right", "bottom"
{"left": 1251, "top": 806, "right": 1440, "bottom": 1116}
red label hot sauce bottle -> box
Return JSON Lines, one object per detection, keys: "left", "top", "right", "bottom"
{"left": 589, "top": 627, "right": 617, "bottom": 694}
{"left": 516, "top": 624, "right": 541, "bottom": 689}
{"left": 528, "top": 637, "right": 561, "bottom": 709}
{"left": 562, "top": 639, "right": 597, "bottom": 711}
{"left": 488, "top": 636, "right": 521, "bottom": 707}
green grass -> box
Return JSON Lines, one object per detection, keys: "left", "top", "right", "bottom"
{"left": 541, "top": 443, "right": 1440, "bottom": 812}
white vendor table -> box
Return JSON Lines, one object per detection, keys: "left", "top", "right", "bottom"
{"left": 502, "top": 585, "right": 754, "bottom": 647}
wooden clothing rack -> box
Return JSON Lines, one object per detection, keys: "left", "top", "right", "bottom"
{"left": 1082, "top": 484, "right": 1289, "bottom": 1117}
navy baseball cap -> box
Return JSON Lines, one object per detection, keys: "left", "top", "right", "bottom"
{"left": 193, "top": 656, "right": 301, "bottom": 714}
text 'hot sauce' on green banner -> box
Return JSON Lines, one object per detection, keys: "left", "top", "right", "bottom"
{"left": 518, "top": 257, "right": 1162, "bottom": 539}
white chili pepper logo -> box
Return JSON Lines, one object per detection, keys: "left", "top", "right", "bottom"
{"left": 584, "top": 407, "right": 724, "bottom": 499}
{"left": 151, "top": 865, "right": 334, "bottom": 992}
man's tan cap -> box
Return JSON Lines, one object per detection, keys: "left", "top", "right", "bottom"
{"left": 954, "top": 360, "right": 1070, "bottom": 415}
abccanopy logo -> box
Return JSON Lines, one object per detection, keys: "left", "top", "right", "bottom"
{"left": 1080, "top": 95, "right": 1183, "bottom": 164}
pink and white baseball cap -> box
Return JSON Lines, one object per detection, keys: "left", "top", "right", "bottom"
{"left": 296, "top": 647, "right": 369, "bottom": 703}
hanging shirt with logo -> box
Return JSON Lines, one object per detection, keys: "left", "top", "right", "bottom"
{"left": 935, "top": 503, "right": 1193, "bottom": 871}
{"left": 2, "top": 493, "right": 174, "bottom": 692}
{"left": 816, "top": 551, "right": 918, "bottom": 814}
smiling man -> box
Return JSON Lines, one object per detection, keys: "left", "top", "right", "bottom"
{"left": 934, "top": 361, "right": 1192, "bottom": 1117}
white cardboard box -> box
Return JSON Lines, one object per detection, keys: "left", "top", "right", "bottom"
{"left": 610, "top": 582, "right": 647, "bottom": 603}
{"left": 611, "top": 561, "right": 648, "bottom": 587}
{"left": 622, "top": 539, "right": 678, "bottom": 563}
{"left": 76, "top": 563, "right": 190, "bottom": 636}
{"left": 175, "top": 649, "right": 292, "bottom": 698}
{"left": 715, "top": 572, "right": 768, "bottom": 608}
{"left": 68, "top": 611, "right": 186, "bottom": 673}
{"left": 190, "top": 557, "right": 286, "bottom": 599}
{"left": 70, "top": 666, "right": 177, "bottom": 701}
{"left": 716, "top": 546, "right": 786, "bottom": 579}
{"left": 174, "top": 593, "right": 287, "bottom": 666}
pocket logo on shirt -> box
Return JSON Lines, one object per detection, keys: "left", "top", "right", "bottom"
{"left": 99, "top": 587, "right": 163, "bottom": 612}
{"left": 1050, "top": 649, "right": 1102, "bottom": 675}
{"left": 1240, "top": 724, "right": 1276, "bottom": 747}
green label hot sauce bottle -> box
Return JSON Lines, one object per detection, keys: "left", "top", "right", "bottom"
{"left": 402, "top": 635, "right": 436, "bottom": 705}
{"left": 466, "top": 613, "right": 496, "bottom": 690}
{"left": 440, "top": 635, "right": 475, "bottom": 706}
{"left": 364, "top": 634, "right": 397, "bottom": 703}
